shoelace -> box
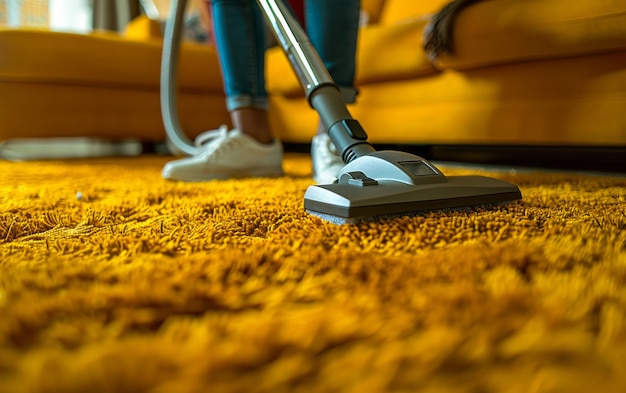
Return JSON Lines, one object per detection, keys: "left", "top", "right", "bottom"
{"left": 193, "top": 125, "right": 230, "bottom": 153}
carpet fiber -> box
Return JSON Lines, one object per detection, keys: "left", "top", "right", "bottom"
{"left": 1, "top": 154, "right": 625, "bottom": 393}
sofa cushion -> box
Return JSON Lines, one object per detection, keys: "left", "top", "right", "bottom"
{"left": 0, "top": 29, "right": 224, "bottom": 93}
{"left": 433, "top": 0, "right": 626, "bottom": 70}
{"left": 266, "top": 18, "right": 438, "bottom": 97}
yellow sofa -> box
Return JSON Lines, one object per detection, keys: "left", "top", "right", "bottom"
{"left": 1, "top": 0, "right": 625, "bottom": 149}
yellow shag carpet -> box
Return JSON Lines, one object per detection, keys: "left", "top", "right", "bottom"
{"left": 1, "top": 154, "right": 625, "bottom": 393}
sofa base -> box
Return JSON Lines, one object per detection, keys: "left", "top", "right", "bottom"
{"left": 283, "top": 142, "right": 626, "bottom": 174}
{"left": 0, "top": 81, "right": 231, "bottom": 142}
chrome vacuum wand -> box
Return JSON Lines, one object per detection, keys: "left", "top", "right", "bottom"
{"left": 256, "top": 0, "right": 375, "bottom": 163}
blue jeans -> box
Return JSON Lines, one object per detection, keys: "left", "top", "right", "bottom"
{"left": 210, "top": 0, "right": 361, "bottom": 112}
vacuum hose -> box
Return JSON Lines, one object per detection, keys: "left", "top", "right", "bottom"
{"left": 160, "top": 0, "right": 200, "bottom": 156}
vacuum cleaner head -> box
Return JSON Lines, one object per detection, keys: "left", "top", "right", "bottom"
{"left": 305, "top": 151, "right": 522, "bottom": 224}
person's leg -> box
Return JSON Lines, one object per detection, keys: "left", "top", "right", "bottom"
{"left": 306, "top": 0, "right": 360, "bottom": 137}
{"left": 161, "top": 0, "right": 283, "bottom": 181}
{"left": 230, "top": 107, "right": 273, "bottom": 144}
{"left": 306, "top": 0, "right": 361, "bottom": 183}
{"left": 211, "top": 0, "right": 273, "bottom": 144}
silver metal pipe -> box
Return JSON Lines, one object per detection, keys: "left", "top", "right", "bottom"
{"left": 256, "top": 0, "right": 335, "bottom": 101}
{"left": 256, "top": 0, "right": 375, "bottom": 162}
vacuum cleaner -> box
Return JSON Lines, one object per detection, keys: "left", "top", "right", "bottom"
{"left": 161, "top": 0, "right": 522, "bottom": 224}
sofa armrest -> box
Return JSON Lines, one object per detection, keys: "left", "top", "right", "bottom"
{"left": 432, "top": 0, "right": 626, "bottom": 70}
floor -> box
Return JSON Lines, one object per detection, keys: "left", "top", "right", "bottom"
{"left": 1, "top": 139, "right": 624, "bottom": 178}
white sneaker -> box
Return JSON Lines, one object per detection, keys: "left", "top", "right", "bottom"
{"left": 311, "top": 133, "right": 345, "bottom": 184}
{"left": 162, "top": 125, "right": 283, "bottom": 181}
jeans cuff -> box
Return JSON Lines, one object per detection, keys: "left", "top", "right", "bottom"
{"left": 226, "top": 95, "right": 269, "bottom": 112}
